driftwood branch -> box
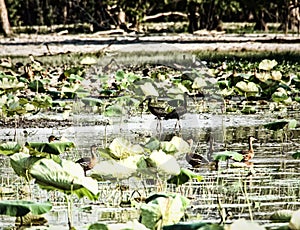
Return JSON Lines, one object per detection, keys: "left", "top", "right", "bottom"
{"left": 143, "top": 11, "right": 187, "bottom": 22}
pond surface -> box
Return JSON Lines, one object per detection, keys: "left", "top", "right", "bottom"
{"left": 0, "top": 106, "right": 300, "bottom": 229}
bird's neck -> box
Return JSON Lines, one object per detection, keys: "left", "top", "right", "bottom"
{"left": 91, "top": 147, "right": 97, "bottom": 159}
{"left": 183, "top": 94, "right": 187, "bottom": 108}
{"left": 248, "top": 140, "right": 254, "bottom": 152}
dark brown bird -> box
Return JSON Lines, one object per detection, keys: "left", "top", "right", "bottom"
{"left": 48, "top": 135, "right": 59, "bottom": 143}
{"left": 75, "top": 145, "right": 98, "bottom": 176}
{"left": 185, "top": 139, "right": 211, "bottom": 168}
{"left": 164, "top": 92, "right": 188, "bottom": 130}
{"left": 239, "top": 136, "right": 257, "bottom": 162}
{"left": 143, "top": 97, "right": 168, "bottom": 130}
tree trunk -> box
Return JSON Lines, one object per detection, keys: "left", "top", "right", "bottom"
{"left": 0, "top": 0, "right": 12, "bottom": 36}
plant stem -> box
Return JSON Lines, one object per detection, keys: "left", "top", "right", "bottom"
{"left": 65, "top": 194, "right": 73, "bottom": 229}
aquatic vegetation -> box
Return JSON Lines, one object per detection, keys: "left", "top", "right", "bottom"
{"left": 0, "top": 200, "right": 52, "bottom": 227}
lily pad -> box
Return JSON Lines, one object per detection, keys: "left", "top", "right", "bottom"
{"left": 167, "top": 168, "right": 203, "bottom": 185}
{"left": 213, "top": 151, "right": 244, "bottom": 162}
{"left": 140, "top": 193, "right": 190, "bottom": 229}
{"left": 270, "top": 210, "right": 293, "bottom": 223}
{"left": 0, "top": 142, "right": 22, "bottom": 156}
{"left": 0, "top": 200, "right": 52, "bottom": 217}
{"left": 25, "top": 141, "right": 75, "bottom": 155}
{"left": 29, "top": 158, "right": 99, "bottom": 200}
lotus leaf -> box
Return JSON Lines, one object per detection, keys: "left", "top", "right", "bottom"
{"left": 29, "top": 158, "right": 99, "bottom": 200}
{"left": 108, "top": 137, "right": 144, "bottom": 159}
{"left": 270, "top": 210, "right": 293, "bottom": 223}
{"left": 271, "top": 88, "right": 289, "bottom": 102}
{"left": 32, "top": 94, "right": 52, "bottom": 109}
{"left": 140, "top": 193, "right": 190, "bottom": 229}
{"left": 235, "top": 81, "right": 259, "bottom": 93}
{"left": 169, "top": 136, "right": 191, "bottom": 155}
{"left": 0, "top": 200, "right": 52, "bottom": 217}
{"left": 167, "top": 168, "right": 203, "bottom": 185}
{"left": 289, "top": 209, "right": 300, "bottom": 230}
{"left": 148, "top": 149, "right": 180, "bottom": 175}
{"left": 140, "top": 82, "right": 159, "bottom": 97}
{"left": 264, "top": 119, "right": 296, "bottom": 131}
{"left": 25, "top": 141, "right": 75, "bottom": 155}
{"left": 213, "top": 151, "right": 244, "bottom": 162}
{"left": 271, "top": 70, "right": 282, "bottom": 81}
{"left": 91, "top": 155, "right": 145, "bottom": 180}
{"left": 259, "top": 59, "right": 278, "bottom": 71}
{"left": 144, "top": 138, "right": 161, "bottom": 151}
{"left": 80, "top": 57, "right": 97, "bottom": 65}
{"left": 28, "top": 79, "right": 46, "bottom": 93}
{"left": 230, "top": 219, "right": 265, "bottom": 230}
{"left": 255, "top": 72, "right": 271, "bottom": 82}
{"left": 0, "top": 77, "right": 25, "bottom": 91}
{"left": 10, "top": 152, "right": 41, "bottom": 179}
{"left": 192, "top": 77, "right": 207, "bottom": 89}
{"left": 160, "top": 141, "right": 177, "bottom": 154}
{"left": 163, "top": 222, "right": 223, "bottom": 230}
{"left": 88, "top": 223, "right": 109, "bottom": 230}
{"left": 103, "top": 104, "right": 124, "bottom": 116}
{"left": 292, "top": 152, "right": 300, "bottom": 159}
{"left": 0, "top": 142, "right": 21, "bottom": 155}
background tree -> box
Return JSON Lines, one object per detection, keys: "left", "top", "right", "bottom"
{"left": 0, "top": 0, "right": 12, "bottom": 36}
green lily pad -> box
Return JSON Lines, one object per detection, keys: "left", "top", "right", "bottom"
{"left": 0, "top": 200, "right": 52, "bottom": 217}
{"left": 213, "top": 151, "right": 244, "bottom": 162}
{"left": 30, "top": 158, "right": 99, "bottom": 200}
{"left": 270, "top": 210, "right": 293, "bottom": 223}
{"left": 0, "top": 142, "right": 21, "bottom": 156}
{"left": 167, "top": 168, "right": 203, "bottom": 185}
{"left": 140, "top": 193, "right": 190, "bottom": 229}
{"left": 25, "top": 141, "right": 75, "bottom": 155}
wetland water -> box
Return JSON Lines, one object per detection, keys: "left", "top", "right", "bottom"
{"left": 0, "top": 105, "right": 300, "bottom": 229}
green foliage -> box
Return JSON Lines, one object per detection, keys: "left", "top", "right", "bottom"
{"left": 167, "top": 168, "right": 203, "bottom": 185}
{"left": 213, "top": 151, "right": 244, "bottom": 162}
{"left": 0, "top": 200, "right": 52, "bottom": 217}
{"left": 25, "top": 141, "right": 75, "bottom": 155}
{"left": 0, "top": 142, "right": 21, "bottom": 155}
{"left": 140, "top": 193, "right": 190, "bottom": 230}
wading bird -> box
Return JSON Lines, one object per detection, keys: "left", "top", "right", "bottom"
{"left": 75, "top": 145, "right": 98, "bottom": 176}
{"left": 164, "top": 92, "right": 188, "bottom": 131}
{"left": 240, "top": 136, "right": 257, "bottom": 162}
{"left": 48, "top": 135, "right": 59, "bottom": 143}
{"left": 140, "top": 97, "right": 168, "bottom": 131}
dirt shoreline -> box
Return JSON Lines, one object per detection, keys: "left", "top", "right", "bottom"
{"left": 1, "top": 33, "right": 300, "bottom": 56}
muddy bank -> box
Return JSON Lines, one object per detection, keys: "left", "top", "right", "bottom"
{"left": 1, "top": 33, "right": 300, "bottom": 56}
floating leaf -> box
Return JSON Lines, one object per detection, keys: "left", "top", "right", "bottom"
{"left": 80, "top": 57, "right": 97, "bottom": 65}
{"left": 192, "top": 77, "right": 207, "bottom": 89}
{"left": 289, "top": 209, "right": 300, "bottom": 230}
{"left": 271, "top": 70, "right": 282, "bottom": 81}
{"left": 259, "top": 59, "right": 278, "bottom": 71}
{"left": 29, "top": 158, "right": 99, "bottom": 200}
{"left": 167, "top": 168, "right": 202, "bottom": 185}
{"left": 270, "top": 210, "right": 293, "bottom": 223}
{"left": 25, "top": 141, "right": 75, "bottom": 155}
{"left": 10, "top": 152, "right": 41, "bottom": 179}
{"left": 230, "top": 219, "right": 265, "bottom": 230}
{"left": 236, "top": 81, "right": 259, "bottom": 93}
{"left": 213, "top": 151, "right": 244, "bottom": 162}
{"left": 163, "top": 222, "right": 223, "bottom": 230}
{"left": 272, "top": 88, "right": 289, "bottom": 102}
{"left": 292, "top": 152, "right": 300, "bottom": 159}
{"left": 0, "top": 200, "right": 52, "bottom": 217}
{"left": 103, "top": 104, "right": 123, "bottom": 116}
{"left": 108, "top": 137, "right": 144, "bottom": 159}
{"left": 0, "top": 142, "right": 21, "bottom": 156}
{"left": 148, "top": 150, "right": 180, "bottom": 175}
{"left": 264, "top": 119, "right": 296, "bottom": 131}
{"left": 144, "top": 138, "right": 161, "bottom": 151}
{"left": 140, "top": 193, "right": 190, "bottom": 229}
{"left": 140, "top": 82, "right": 159, "bottom": 97}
